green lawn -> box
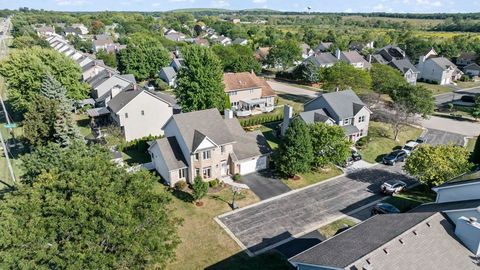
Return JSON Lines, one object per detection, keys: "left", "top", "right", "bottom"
{"left": 318, "top": 218, "right": 358, "bottom": 239}
{"left": 456, "top": 81, "right": 480, "bottom": 89}
{"left": 122, "top": 147, "right": 151, "bottom": 165}
{"left": 358, "top": 121, "right": 423, "bottom": 163}
{"left": 417, "top": 82, "right": 453, "bottom": 95}
{"left": 73, "top": 113, "right": 93, "bottom": 138}
{"left": 282, "top": 165, "right": 343, "bottom": 190}
{"left": 276, "top": 94, "right": 311, "bottom": 113}
{"left": 384, "top": 184, "right": 436, "bottom": 212}
{"left": 161, "top": 184, "right": 292, "bottom": 270}
{"left": 258, "top": 122, "right": 281, "bottom": 150}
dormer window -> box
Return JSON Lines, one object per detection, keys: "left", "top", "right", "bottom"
{"left": 141, "top": 110, "right": 145, "bottom": 116}
{"left": 125, "top": 113, "right": 128, "bottom": 119}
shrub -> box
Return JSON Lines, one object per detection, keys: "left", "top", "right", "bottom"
{"left": 192, "top": 175, "right": 208, "bottom": 202}
{"left": 356, "top": 136, "right": 370, "bottom": 148}
{"left": 174, "top": 180, "right": 187, "bottom": 190}
{"left": 232, "top": 173, "right": 241, "bottom": 182}
{"left": 209, "top": 178, "right": 220, "bottom": 188}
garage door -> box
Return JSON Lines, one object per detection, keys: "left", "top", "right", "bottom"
{"left": 239, "top": 156, "right": 267, "bottom": 175}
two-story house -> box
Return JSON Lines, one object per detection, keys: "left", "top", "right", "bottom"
{"left": 223, "top": 72, "right": 276, "bottom": 116}
{"left": 303, "top": 52, "right": 338, "bottom": 68}
{"left": 86, "top": 70, "right": 136, "bottom": 105}
{"left": 282, "top": 90, "right": 371, "bottom": 142}
{"left": 336, "top": 49, "right": 372, "bottom": 69}
{"left": 107, "top": 86, "right": 178, "bottom": 142}
{"left": 148, "top": 109, "right": 272, "bottom": 186}
{"left": 417, "top": 48, "right": 463, "bottom": 85}
{"left": 371, "top": 45, "right": 419, "bottom": 85}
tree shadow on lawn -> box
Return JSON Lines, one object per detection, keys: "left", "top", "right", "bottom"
{"left": 277, "top": 93, "right": 313, "bottom": 104}
{"left": 169, "top": 188, "right": 194, "bottom": 203}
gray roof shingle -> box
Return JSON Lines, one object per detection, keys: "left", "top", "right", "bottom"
{"left": 154, "top": 137, "right": 188, "bottom": 171}
{"left": 304, "top": 90, "right": 367, "bottom": 120}
{"left": 389, "top": 58, "right": 419, "bottom": 74}
{"left": 224, "top": 118, "right": 271, "bottom": 160}
{"left": 108, "top": 88, "right": 177, "bottom": 114}
{"left": 304, "top": 53, "right": 338, "bottom": 67}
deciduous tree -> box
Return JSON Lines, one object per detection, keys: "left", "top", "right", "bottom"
{"left": 320, "top": 62, "right": 372, "bottom": 92}
{"left": 266, "top": 39, "right": 302, "bottom": 71}
{"left": 370, "top": 63, "right": 406, "bottom": 97}
{"left": 309, "top": 123, "right": 351, "bottom": 168}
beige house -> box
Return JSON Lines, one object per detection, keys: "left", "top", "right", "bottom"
{"left": 223, "top": 72, "right": 276, "bottom": 117}
{"left": 148, "top": 109, "right": 271, "bottom": 186}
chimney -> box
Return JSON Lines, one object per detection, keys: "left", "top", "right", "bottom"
{"left": 336, "top": 48, "right": 341, "bottom": 60}
{"left": 224, "top": 109, "right": 233, "bottom": 119}
{"left": 110, "top": 85, "right": 122, "bottom": 99}
{"left": 281, "top": 105, "right": 293, "bottom": 136}
{"left": 455, "top": 216, "right": 480, "bottom": 255}
{"left": 368, "top": 54, "right": 372, "bottom": 63}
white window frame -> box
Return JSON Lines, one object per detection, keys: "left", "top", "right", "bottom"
{"left": 203, "top": 150, "right": 211, "bottom": 160}
{"left": 178, "top": 168, "right": 186, "bottom": 179}
{"left": 125, "top": 112, "right": 128, "bottom": 118}
{"left": 203, "top": 167, "right": 211, "bottom": 179}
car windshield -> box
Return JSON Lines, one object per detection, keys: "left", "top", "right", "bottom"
{"left": 403, "top": 146, "right": 413, "bottom": 151}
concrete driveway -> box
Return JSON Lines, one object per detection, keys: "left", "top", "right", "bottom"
{"left": 421, "top": 116, "right": 480, "bottom": 137}
{"left": 267, "top": 80, "right": 319, "bottom": 98}
{"left": 240, "top": 171, "right": 291, "bottom": 200}
{"left": 216, "top": 163, "right": 415, "bottom": 255}
{"left": 422, "top": 128, "right": 466, "bottom": 146}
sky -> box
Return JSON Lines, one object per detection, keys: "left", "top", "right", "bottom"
{"left": 1, "top": 0, "right": 480, "bottom": 13}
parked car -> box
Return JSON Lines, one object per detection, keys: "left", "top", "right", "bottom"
{"left": 382, "top": 150, "right": 407, "bottom": 165}
{"left": 402, "top": 141, "right": 419, "bottom": 155}
{"left": 415, "top": 137, "right": 426, "bottom": 144}
{"left": 380, "top": 179, "right": 407, "bottom": 194}
{"left": 351, "top": 148, "right": 362, "bottom": 161}
{"left": 460, "top": 95, "right": 475, "bottom": 103}
{"left": 371, "top": 203, "right": 401, "bottom": 216}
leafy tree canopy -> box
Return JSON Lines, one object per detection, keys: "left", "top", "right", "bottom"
{"left": 266, "top": 39, "right": 302, "bottom": 71}
{"left": 212, "top": 44, "right": 261, "bottom": 73}
{"left": 370, "top": 63, "right": 406, "bottom": 95}
{"left": 320, "top": 61, "right": 372, "bottom": 92}
{"left": 309, "top": 122, "right": 351, "bottom": 168}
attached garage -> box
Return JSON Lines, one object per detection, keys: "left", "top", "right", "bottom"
{"left": 238, "top": 155, "right": 268, "bottom": 175}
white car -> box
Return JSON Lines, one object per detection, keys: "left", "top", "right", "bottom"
{"left": 402, "top": 141, "right": 419, "bottom": 155}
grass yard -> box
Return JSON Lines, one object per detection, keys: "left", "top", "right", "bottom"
{"left": 456, "top": 81, "right": 480, "bottom": 89}
{"left": 161, "top": 184, "right": 293, "bottom": 270}
{"left": 384, "top": 184, "right": 436, "bottom": 212}
{"left": 318, "top": 218, "right": 358, "bottom": 239}
{"left": 417, "top": 82, "right": 453, "bottom": 95}
{"left": 358, "top": 121, "right": 423, "bottom": 163}
{"left": 73, "top": 113, "right": 93, "bottom": 138}
{"left": 122, "top": 147, "right": 151, "bottom": 165}
{"left": 282, "top": 165, "right": 343, "bottom": 190}
{"left": 276, "top": 94, "right": 310, "bottom": 113}
{"left": 257, "top": 121, "right": 281, "bottom": 150}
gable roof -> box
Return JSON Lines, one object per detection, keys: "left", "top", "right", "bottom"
{"left": 223, "top": 72, "right": 275, "bottom": 97}
{"left": 169, "top": 109, "right": 236, "bottom": 153}
{"left": 304, "top": 90, "right": 367, "bottom": 120}
{"left": 340, "top": 51, "right": 372, "bottom": 68}
{"left": 152, "top": 137, "right": 188, "bottom": 171}
{"left": 108, "top": 88, "right": 176, "bottom": 114}
{"left": 305, "top": 53, "right": 338, "bottom": 67}
{"left": 224, "top": 118, "right": 272, "bottom": 160}
{"left": 458, "top": 52, "right": 477, "bottom": 61}
{"left": 232, "top": 38, "right": 247, "bottom": 44}
{"left": 429, "top": 57, "right": 458, "bottom": 71}
{"left": 314, "top": 42, "right": 333, "bottom": 52}
{"left": 290, "top": 212, "right": 436, "bottom": 268}
{"left": 299, "top": 109, "right": 334, "bottom": 124}
{"left": 434, "top": 170, "right": 480, "bottom": 189}
{"left": 389, "top": 58, "right": 419, "bottom": 74}
{"left": 464, "top": 63, "right": 480, "bottom": 71}
{"left": 160, "top": 66, "right": 177, "bottom": 81}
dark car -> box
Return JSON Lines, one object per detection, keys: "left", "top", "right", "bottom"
{"left": 371, "top": 203, "right": 401, "bottom": 216}
{"left": 415, "top": 137, "right": 426, "bottom": 144}
{"left": 460, "top": 95, "right": 476, "bottom": 103}
{"left": 382, "top": 150, "right": 407, "bottom": 165}
{"left": 380, "top": 180, "right": 407, "bottom": 194}
{"left": 351, "top": 149, "right": 362, "bottom": 161}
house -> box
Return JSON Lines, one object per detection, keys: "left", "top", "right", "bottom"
{"left": 300, "top": 43, "right": 314, "bottom": 59}
{"left": 456, "top": 52, "right": 477, "bottom": 67}
{"left": 303, "top": 53, "right": 338, "bottom": 68}
{"left": 71, "top": 23, "right": 88, "bottom": 35}
{"left": 232, "top": 38, "right": 248, "bottom": 46}
{"left": 336, "top": 49, "right": 372, "bottom": 69}
{"left": 108, "top": 87, "right": 178, "bottom": 142}
{"left": 63, "top": 26, "right": 82, "bottom": 36}
{"left": 231, "top": 18, "right": 241, "bottom": 24}
{"left": 86, "top": 70, "right": 135, "bottom": 105}
{"left": 255, "top": 47, "right": 270, "bottom": 62}
{"left": 417, "top": 48, "right": 463, "bottom": 85}
{"left": 81, "top": 59, "right": 118, "bottom": 81}
{"left": 36, "top": 26, "right": 55, "bottom": 36}
{"left": 215, "top": 35, "right": 232, "bottom": 46}
{"left": 148, "top": 108, "right": 271, "bottom": 186}
{"left": 159, "top": 66, "right": 177, "bottom": 87}
{"left": 289, "top": 171, "right": 480, "bottom": 270}
{"left": 92, "top": 35, "right": 115, "bottom": 52}
{"left": 348, "top": 41, "right": 374, "bottom": 52}
{"left": 464, "top": 63, "right": 480, "bottom": 78}
{"left": 283, "top": 90, "right": 371, "bottom": 142}
{"left": 170, "top": 58, "right": 184, "bottom": 72}
{"left": 314, "top": 42, "right": 333, "bottom": 53}
{"left": 223, "top": 72, "right": 276, "bottom": 116}
{"left": 371, "top": 45, "right": 419, "bottom": 85}
{"left": 164, "top": 32, "right": 186, "bottom": 42}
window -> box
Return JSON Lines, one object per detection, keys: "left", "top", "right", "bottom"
{"left": 229, "top": 91, "right": 237, "bottom": 96}
{"left": 194, "top": 153, "right": 199, "bottom": 161}
{"left": 125, "top": 112, "right": 128, "bottom": 118}
{"left": 358, "top": 115, "right": 365, "bottom": 123}
{"left": 178, "top": 168, "right": 186, "bottom": 179}
{"left": 359, "top": 129, "right": 364, "bottom": 136}
{"left": 343, "top": 118, "right": 350, "bottom": 125}
{"left": 203, "top": 167, "right": 211, "bottom": 179}
{"left": 141, "top": 110, "right": 145, "bottom": 116}
{"left": 203, "top": 150, "right": 211, "bottom": 160}
{"left": 195, "top": 168, "right": 200, "bottom": 176}
{"left": 221, "top": 145, "right": 225, "bottom": 154}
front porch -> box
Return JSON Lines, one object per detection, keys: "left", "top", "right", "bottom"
{"left": 234, "top": 98, "right": 275, "bottom": 117}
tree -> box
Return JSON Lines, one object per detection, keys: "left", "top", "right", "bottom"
{"left": 471, "top": 96, "right": 480, "bottom": 119}
{"left": 0, "top": 143, "right": 181, "bottom": 268}
{"left": 96, "top": 49, "right": 117, "bottom": 68}
{"left": 320, "top": 62, "right": 372, "bottom": 92}
{"left": 192, "top": 175, "right": 208, "bottom": 203}
{"left": 309, "top": 123, "right": 351, "bottom": 168}
{"left": 212, "top": 44, "right": 261, "bottom": 73}
{"left": 0, "top": 47, "right": 88, "bottom": 113}
{"left": 23, "top": 96, "right": 59, "bottom": 147}
{"left": 266, "top": 39, "right": 302, "bottom": 71}
{"left": 118, "top": 34, "right": 170, "bottom": 81}
{"left": 293, "top": 61, "right": 320, "bottom": 83}
{"left": 90, "top": 19, "right": 105, "bottom": 34}
{"left": 404, "top": 145, "right": 472, "bottom": 187}
{"left": 175, "top": 45, "right": 226, "bottom": 112}
{"left": 275, "top": 119, "right": 314, "bottom": 177}
{"left": 67, "top": 34, "right": 93, "bottom": 53}
{"left": 470, "top": 136, "right": 480, "bottom": 164}
{"left": 370, "top": 63, "right": 406, "bottom": 97}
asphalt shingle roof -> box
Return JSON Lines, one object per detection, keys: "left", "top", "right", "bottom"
{"left": 305, "top": 53, "right": 338, "bottom": 67}
{"left": 304, "top": 90, "right": 367, "bottom": 120}
{"left": 389, "top": 58, "right": 419, "bottom": 74}
{"left": 224, "top": 118, "right": 271, "bottom": 160}
{"left": 154, "top": 137, "right": 188, "bottom": 171}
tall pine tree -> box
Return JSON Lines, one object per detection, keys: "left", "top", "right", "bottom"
{"left": 174, "top": 45, "right": 226, "bottom": 112}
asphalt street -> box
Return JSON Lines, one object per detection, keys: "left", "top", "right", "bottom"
{"left": 422, "top": 128, "right": 466, "bottom": 146}
{"left": 217, "top": 163, "right": 415, "bottom": 255}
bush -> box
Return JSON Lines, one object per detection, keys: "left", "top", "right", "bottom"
{"left": 209, "top": 178, "right": 221, "bottom": 188}
{"left": 118, "top": 135, "right": 163, "bottom": 152}
{"left": 192, "top": 175, "right": 208, "bottom": 202}
{"left": 232, "top": 173, "right": 241, "bottom": 182}
{"left": 174, "top": 180, "right": 187, "bottom": 190}
{"left": 356, "top": 136, "right": 370, "bottom": 148}
{"left": 154, "top": 78, "right": 170, "bottom": 91}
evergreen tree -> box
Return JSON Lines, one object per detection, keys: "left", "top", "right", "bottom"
{"left": 175, "top": 45, "right": 226, "bottom": 112}
{"left": 192, "top": 175, "right": 208, "bottom": 203}
{"left": 275, "top": 119, "right": 314, "bottom": 177}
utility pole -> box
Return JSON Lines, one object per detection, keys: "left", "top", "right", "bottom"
{"left": 0, "top": 127, "right": 15, "bottom": 183}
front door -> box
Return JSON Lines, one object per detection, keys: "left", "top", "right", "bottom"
{"left": 221, "top": 161, "right": 229, "bottom": 176}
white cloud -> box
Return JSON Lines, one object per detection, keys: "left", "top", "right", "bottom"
{"left": 211, "top": 0, "right": 229, "bottom": 7}
{"left": 344, "top": 8, "right": 353, "bottom": 12}
{"left": 373, "top": 3, "right": 385, "bottom": 11}
{"left": 252, "top": 0, "right": 267, "bottom": 3}
{"left": 54, "top": 0, "right": 90, "bottom": 6}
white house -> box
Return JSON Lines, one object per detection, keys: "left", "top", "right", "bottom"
{"left": 417, "top": 48, "right": 463, "bottom": 85}
{"left": 159, "top": 67, "right": 177, "bottom": 87}
{"left": 107, "top": 88, "right": 178, "bottom": 142}
{"left": 336, "top": 49, "right": 372, "bottom": 69}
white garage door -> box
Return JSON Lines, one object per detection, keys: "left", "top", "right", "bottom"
{"left": 239, "top": 156, "right": 267, "bottom": 175}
